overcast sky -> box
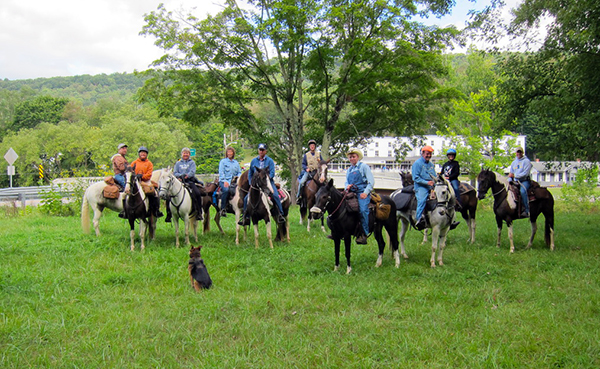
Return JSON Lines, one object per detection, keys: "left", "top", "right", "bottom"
{"left": 0, "top": 0, "right": 514, "bottom": 81}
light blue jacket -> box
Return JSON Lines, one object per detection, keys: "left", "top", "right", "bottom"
{"left": 412, "top": 156, "right": 436, "bottom": 189}
{"left": 173, "top": 159, "right": 196, "bottom": 179}
{"left": 509, "top": 156, "right": 532, "bottom": 180}
{"left": 249, "top": 155, "right": 276, "bottom": 181}
{"left": 344, "top": 161, "right": 374, "bottom": 194}
{"left": 219, "top": 158, "right": 241, "bottom": 183}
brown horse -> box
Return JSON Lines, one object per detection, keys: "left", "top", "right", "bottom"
{"left": 477, "top": 169, "right": 555, "bottom": 253}
{"left": 199, "top": 180, "right": 225, "bottom": 235}
{"left": 298, "top": 160, "right": 329, "bottom": 232}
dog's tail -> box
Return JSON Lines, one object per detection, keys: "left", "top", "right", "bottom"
{"left": 81, "top": 188, "right": 91, "bottom": 234}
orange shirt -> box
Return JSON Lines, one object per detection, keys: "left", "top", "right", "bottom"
{"left": 130, "top": 158, "right": 154, "bottom": 181}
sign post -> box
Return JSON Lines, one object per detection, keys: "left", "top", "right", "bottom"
{"left": 4, "top": 148, "right": 18, "bottom": 187}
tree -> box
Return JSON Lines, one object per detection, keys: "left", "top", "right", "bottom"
{"left": 12, "top": 95, "right": 70, "bottom": 131}
{"left": 470, "top": 0, "right": 600, "bottom": 161}
{"left": 140, "top": 0, "right": 459, "bottom": 195}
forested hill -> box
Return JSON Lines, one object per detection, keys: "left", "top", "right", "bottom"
{"left": 0, "top": 73, "right": 147, "bottom": 105}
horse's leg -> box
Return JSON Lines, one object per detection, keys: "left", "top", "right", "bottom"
{"left": 399, "top": 218, "right": 409, "bottom": 259}
{"left": 333, "top": 238, "right": 341, "bottom": 272}
{"left": 469, "top": 216, "right": 476, "bottom": 244}
{"left": 139, "top": 221, "right": 147, "bottom": 251}
{"left": 234, "top": 207, "right": 241, "bottom": 245}
{"left": 430, "top": 226, "right": 440, "bottom": 268}
{"left": 320, "top": 216, "right": 326, "bottom": 233}
{"left": 214, "top": 204, "right": 225, "bottom": 235}
{"left": 438, "top": 227, "right": 450, "bottom": 266}
{"left": 344, "top": 236, "right": 352, "bottom": 274}
{"left": 421, "top": 229, "right": 428, "bottom": 244}
{"left": 184, "top": 215, "right": 191, "bottom": 246}
{"left": 285, "top": 218, "right": 290, "bottom": 242}
{"left": 526, "top": 220, "right": 537, "bottom": 249}
{"left": 174, "top": 216, "right": 181, "bottom": 248}
{"left": 93, "top": 207, "right": 103, "bottom": 237}
{"left": 507, "top": 222, "right": 515, "bottom": 253}
{"left": 129, "top": 219, "right": 136, "bottom": 251}
{"left": 266, "top": 220, "right": 274, "bottom": 249}
{"left": 495, "top": 217, "right": 503, "bottom": 249}
{"left": 374, "top": 225, "right": 385, "bottom": 268}
{"left": 253, "top": 223, "right": 261, "bottom": 249}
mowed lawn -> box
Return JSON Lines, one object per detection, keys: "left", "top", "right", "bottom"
{"left": 1, "top": 202, "right": 599, "bottom": 368}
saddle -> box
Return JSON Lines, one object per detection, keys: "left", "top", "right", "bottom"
{"left": 509, "top": 180, "right": 539, "bottom": 204}
{"left": 275, "top": 183, "right": 288, "bottom": 202}
{"left": 458, "top": 182, "right": 475, "bottom": 196}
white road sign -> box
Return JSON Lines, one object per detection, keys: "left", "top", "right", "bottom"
{"left": 4, "top": 148, "right": 18, "bottom": 165}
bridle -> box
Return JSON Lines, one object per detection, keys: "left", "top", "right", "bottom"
{"left": 160, "top": 173, "right": 187, "bottom": 211}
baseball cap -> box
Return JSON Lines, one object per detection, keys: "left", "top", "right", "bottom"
{"left": 258, "top": 143, "right": 267, "bottom": 150}
{"left": 118, "top": 143, "right": 128, "bottom": 150}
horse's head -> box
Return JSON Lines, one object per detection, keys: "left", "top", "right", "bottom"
{"left": 434, "top": 175, "right": 453, "bottom": 204}
{"left": 310, "top": 178, "right": 335, "bottom": 218}
{"left": 317, "top": 159, "right": 330, "bottom": 183}
{"left": 476, "top": 169, "right": 494, "bottom": 200}
{"left": 251, "top": 168, "right": 273, "bottom": 195}
{"left": 124, "top": 164, "right": 137, "bottom": 194}
{"left": 158, "top": 166, "right": 174, "bottom": 200}
{"left": 399, "top": 171, "right": 414, "bottom": 187}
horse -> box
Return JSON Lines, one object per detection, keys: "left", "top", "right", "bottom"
{"left": 274, "top": 183, "right": 291, "bottom": 243}
{"left": 396, "top": 171, "right": 478, "bottom": 244}
{"left": 81, "top": 169, "right": 162, "bottom": 237}
{"left": 199, "top": 180, "right": 225, "bottom": 235}
{"left": 123, "top": 167, "right": 157, "bottom": 251}
{"left": 230, "top": 170, "right": 250, "bottom": 245}
{"left": 298, "top": 159, "right": 329, "bottom": 232}
{"left": 157, "top": 167, "right": 199, "bottom": 247}
{"left": 476, "top": 169, "right": 555, "bottom": 253}
{"left": 395, "top": 175, "right": 458, "bottom": 267}
{"left": 310, "top": 179, "right": 400, "bottom": 274}
{"left": 246, "top": 167, "right": 277, "bottom": 249}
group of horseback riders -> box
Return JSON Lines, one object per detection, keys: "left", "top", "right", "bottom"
{"left": 110, "top": 138, "right": 533, "bottom": 241}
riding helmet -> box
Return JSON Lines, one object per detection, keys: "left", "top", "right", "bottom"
{"left": 307, "top": 139, "right": 317, "bottom": 146}
{"left": 446, "top": 148, "right": 457, "bottom": 156}
{"left": 138, "top": 146, "right": 149, "bottom": 154}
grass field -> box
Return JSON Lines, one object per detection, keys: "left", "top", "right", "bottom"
{"left": 1, "top": 201, "right": 600, "bottom": 368}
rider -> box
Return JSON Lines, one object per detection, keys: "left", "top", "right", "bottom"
{"left": 111, "top": 143, "right": 128, "bottom": 190}
{"left": 412, "top": 146, "right": 436, "bottom": 231}
{"left": 296, "top": 139, "right": 323, "bottom": 204}
{"left": 238, "top": 143, "right": 286, "bottom": 225}
{"left": 218, "top": 146, "right": 241, "bottom": 217}
{"left": 343, "top": 148, "right": 374, "bottom": 245}
{"left": 128, "top": 146, "right": 163, "bottom": 219}
{"left": 440, "top": 148, "right": 461, "bottom": 229}
{"left": 166, "top": 147, "right": 204, "bottom": 222}
{"left": 508, "top": 146, "right": 532, "bottom": 218}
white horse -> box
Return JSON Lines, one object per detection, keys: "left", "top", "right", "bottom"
{"left": 81, "top": 170, "right": 162, "bottom": 237}
{"left": 157, "top": 167, "right": 198, "bottom": 247}
{"left": 397, "top": 176, "right": 457, "bottom": 267}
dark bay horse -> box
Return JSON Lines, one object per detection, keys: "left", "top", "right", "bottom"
{"left": 199, "top": 180, "right": 225, "bottom": 235}
{"left": 310, "top": 179, "right": 400, "bottom": 274}
{"left": 298, "top": 159, "right": 329, "bottom": 232}
{"left": 123, "top": 167, "right": 157, "bottom": 251}
{"left": 477, "top": 169, "right": 555, "bottom": 253}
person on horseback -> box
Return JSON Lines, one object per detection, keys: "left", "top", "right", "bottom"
{"left": 165, "top": 147, "right": 203, "bottom": 222}
{"left": 111, "top": 143, "right": 128, "bottom": 190}
{"left": 343, "top": 148, "right": 374, "bottom": 245}
{"left": 128, "top": 146, "right": 163, "bottom": 219}
{"left": 508, "top": 146, "right": 532, "bottom": 218}
{"left": 296, "top": 139, "right": 323, "bottom": 204}
{"left": 218, "top": 146, "right": 241, "bottom": 217}
{"left": 239, "top": 143, "right": 286, "bottom": 225}
{"left": 440, "top": 148, "right": 461, "bottom": 229}
{"left": 412, "top": 145, "right": 436, "bottom": 231}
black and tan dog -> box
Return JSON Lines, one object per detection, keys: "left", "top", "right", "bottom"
{"left": 188, "top": 245, "right": 212, "bottom": 291}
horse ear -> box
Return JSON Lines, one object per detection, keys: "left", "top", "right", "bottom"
{"left": 167, "top": 165, "right": 171, "bottom": 172}
{"left": 328, "top": 178, "right": 334, "bottom": 187}
{"left": 326, "top": 158, "right": 331, "bottom": 164}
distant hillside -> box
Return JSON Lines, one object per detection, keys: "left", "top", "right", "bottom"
{"left": 0, "top": 73, "right": 148, "bottom": 105}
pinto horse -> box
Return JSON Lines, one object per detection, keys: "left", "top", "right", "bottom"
{"left": 310, "top": 179, "right": 399, "bottom": 274}
{"left": 395, "top": 175, "right": 459, "bottom": 267}
{"left": 82, "top": 169, "right": 162, "bottom": 237}
{"left": 123, "top": 167, "right": 157, "bottom": 251}
{"left": 231, "top": 171, "right": 250, "bottom": 245}
{"left": 477, "top": 169, "right": 555, "bottom": 253}
{"left": 246, "top": 168, "right": 278, "bottom": 249}
{"left": 298, "top": 159, "right": 329, "bottom": 232}
{"left": 158, "top": 167, "right": 198, "bottom": 247}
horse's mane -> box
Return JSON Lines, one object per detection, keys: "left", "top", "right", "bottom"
{"left": 485, "top": 170, "right": 518, "bottom": 209}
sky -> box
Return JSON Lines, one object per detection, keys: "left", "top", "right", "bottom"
{"left": 0, "top": 0, "right": 520, "bottom": 81}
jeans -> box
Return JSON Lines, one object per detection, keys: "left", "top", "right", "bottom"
{"left": 415, "top": 185, "right": 430, "bottom": 220}
{"left": 114, "top": 173, "right": 125, "bottom": 189}
{"left": 519, "top": 180, "right": 531, "bottom": 213}
{"left": 450, "top": 179, "right": 461, "bottom": 205}
{"left": 219, "top": 181, "right": 231, "bottom": 210}
{"left": 296, "top": 171, "right": 310, "bottom": 197}
{"left": 358, "top": 195, "right": 370, "bottom": 235}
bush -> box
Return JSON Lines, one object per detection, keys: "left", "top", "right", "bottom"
{"left": 560, "top": 165, "right": 599, "bottom": 211}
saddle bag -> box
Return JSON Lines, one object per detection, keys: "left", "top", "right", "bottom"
{"left": 103, "top": 184, "right": 120, "bottom": 199}
{"left": 345, "top": 192, "right": 360, "bottom": 213}
{"left": 370, "top": 192, "right": 391, "bottom": 220}
{"left": 141, "top": 183, "right": 156, "bottom": 195}
{"left": 104, "top": 176, "right": 116, "bottom": 186}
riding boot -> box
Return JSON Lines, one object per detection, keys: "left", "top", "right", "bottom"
{"left": 118, "top": 199, "right": 127, "bottom": 219}
{"left": 238, "top": 213, "right": 250, "bottom": 226}
{"left": 355, "top": 233, "right": 368, "bottom": 245}
{"left": 415, "top": 215, "right": 427, "bottom": 231}
{"left": 196, "top": 205, "right": 203, "bottom": 221}
{"left": 220, "top": 208, "right": 227, "bottom": 217}
{"left": 164, "top": 199, "right": 172, "bottom": 222}
{"left": 277, "top": 214, "right": 286, "bottom": 224}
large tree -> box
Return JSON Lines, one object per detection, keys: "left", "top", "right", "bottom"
{"left": 470, "top": 0, "right": 600, "bottom": 161}
{"left": 140, "top": 0, "right": 459, "bottom": 193}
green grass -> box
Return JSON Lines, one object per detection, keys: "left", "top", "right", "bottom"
{"left": 1, "top": 203, "right": 600, "bottom": 368}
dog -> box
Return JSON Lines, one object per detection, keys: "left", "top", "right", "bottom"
{"left": 188, "top": 245, "right": 212, "bottom": 291}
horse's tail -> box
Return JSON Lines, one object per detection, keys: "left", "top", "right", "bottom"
{"left": 81, "top": 189, "right": 91, "bottom": 234}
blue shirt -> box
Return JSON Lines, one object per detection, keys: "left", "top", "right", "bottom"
{"left": 510, "top": 156, "right": 532, "bottom": 180}
{"left": 412, "top": 157, "right": 436, "bottom": 189}
{"left": 344, "top": 161, "right": 374, "bottom": 194}
{"left": 173, "top": 158, "right": 196, "bottom": 179}
{"left": 219, "top": 158, "right": 241, "bottom": 183}
{"left": 249, "top": 155, "right": 276, "bottom": 182}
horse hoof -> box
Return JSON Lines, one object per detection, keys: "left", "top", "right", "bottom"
{"left": 333, "top": 266, "right": 339, "bottom": 272}
{"left": 346, "top": 267, "right": 352, "bottom": 274}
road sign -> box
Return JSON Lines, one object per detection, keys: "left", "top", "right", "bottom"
{"left": 7, "top": 165, "right": 15, "bottom": 175}
{"left": 39, "top": 164, "right": 44, "bottom": 179}
{"left": 190, "top": 148, "right": 196, "bottom": 157}
{"left": 4, "top": 148, "right": 18, "bottom": 165}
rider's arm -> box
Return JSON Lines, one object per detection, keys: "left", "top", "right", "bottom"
{"left": 301, "top": 154, "right": 308, "bottom": 171}
{"left": 186, "top": 160, "right": 197, "bottom": 178}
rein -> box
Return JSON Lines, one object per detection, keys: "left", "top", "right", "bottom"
{"left": 327, "top": 190, "right": 350, "bottom": 219}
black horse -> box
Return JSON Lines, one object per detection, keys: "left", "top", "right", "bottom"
{"left": 123, "top": 166, "right": 156, "bottom": 251}
{"left": 477, "top": 169, "right": 555, "bottom": 253}
{"left": 246, "top": 168, "right": 279, "bottom": 249}
{"left": 310, "top": 179, "right": 400, "bottom": 273}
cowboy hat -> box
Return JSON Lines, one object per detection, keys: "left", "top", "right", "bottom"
{"left": 346, "top": 148, "right": 363, "bottom": 160}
